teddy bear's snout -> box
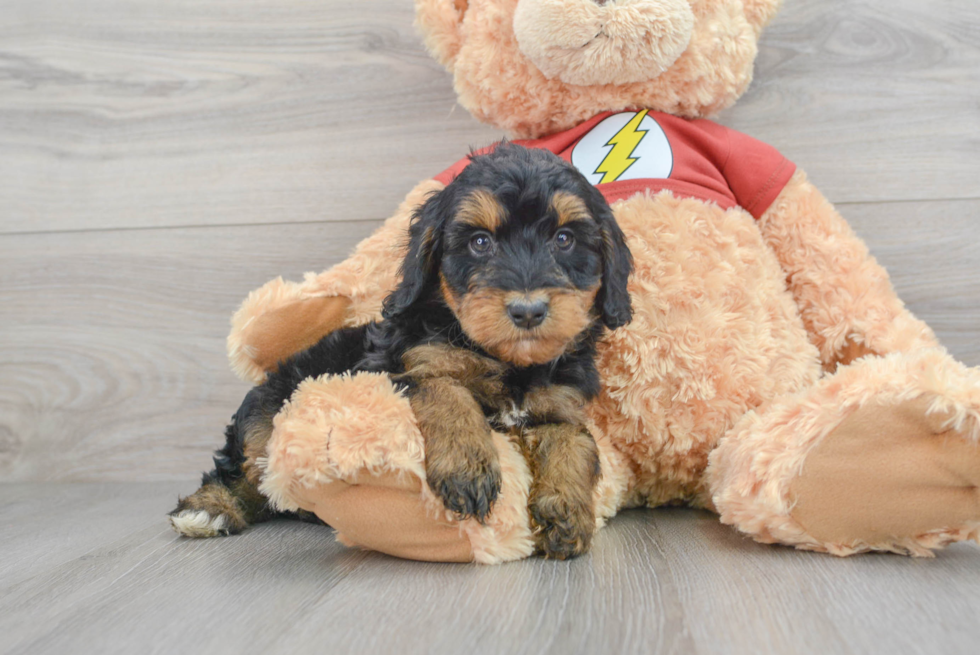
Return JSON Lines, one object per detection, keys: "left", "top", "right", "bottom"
{"left": 513, "top": 0, "right": 695, "bottom": 87}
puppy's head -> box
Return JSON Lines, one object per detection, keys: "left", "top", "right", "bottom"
{"left": 384, "top": 143, "right": 633, "bottom": 367}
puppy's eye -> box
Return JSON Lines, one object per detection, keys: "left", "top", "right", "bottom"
{"left": 554, "top": 230, "right": 575, "bottom": 251}
{"left": 469, "top": 232, "right": 494, "bottom": 255}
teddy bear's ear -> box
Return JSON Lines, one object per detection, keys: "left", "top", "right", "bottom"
{"left": 415, "top": 0, "right": 469, "bottom": 70}
{"left": 742, "top": 0, "right": 784, "bottom": 35}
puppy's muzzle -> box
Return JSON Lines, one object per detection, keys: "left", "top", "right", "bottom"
{"left": 507, "top": 298, "right": 548, "bottom": 330}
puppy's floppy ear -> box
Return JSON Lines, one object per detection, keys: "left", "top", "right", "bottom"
{"left": 592, "top": 197, "right": 633, "bottom": 329}
{"left": 382, "top": 186, "right": 454, "bottom": 320}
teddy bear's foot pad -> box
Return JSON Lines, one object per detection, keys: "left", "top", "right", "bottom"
{"left": 789, "top": 396, "right": 980, "bottom": 554}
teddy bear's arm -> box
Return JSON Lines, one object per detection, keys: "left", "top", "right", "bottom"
{"left": 757, "top": 169, "right": 938, "bottom": 370}
{"left": 227, "top": 179, "right": 445, "bottom": 384}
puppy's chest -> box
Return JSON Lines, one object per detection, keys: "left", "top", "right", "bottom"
{"left": 399, "top": 343, "right": 590, "bottom": 432}
{"left": 489, "top": 397, "right": 532, "bottom": 431}
{"left": 483, "top": 368, "right": 582, "bottom": 433}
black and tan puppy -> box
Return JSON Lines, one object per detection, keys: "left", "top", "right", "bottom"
{"left": 170, "top": 143, "right": 633, "bottom": 558}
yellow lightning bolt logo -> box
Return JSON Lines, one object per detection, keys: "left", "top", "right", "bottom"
{"left": 594, "top": 110, "right": 650, "bottom": 184}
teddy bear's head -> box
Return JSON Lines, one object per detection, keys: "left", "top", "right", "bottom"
{"left": 416, "top": 0, "right": 782, "bottom": 138}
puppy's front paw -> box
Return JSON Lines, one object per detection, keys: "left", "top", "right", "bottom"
{"left": 427, "top": 451, "right": 501, "bottom": 524}
{"left": 412, "top": 376, "right": 502, "bottom": 523}
{"left": 530, "top": 492, "right": 595, "bottom": 560}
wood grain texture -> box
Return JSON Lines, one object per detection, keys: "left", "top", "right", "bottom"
{"left": 1, "top": 0, "right": 977, "bottom": 234}
{"left": 724, "top": 0, "right": 980, "bottom": 203}
{"left": 0, "top": 220, "right": 380, "bottom": 481}
{"left": 841, "top": 197, "right": 980, "bottom": 365}
{"left": 0, "top": 482, "right": 178, "bottom": 590}
{"left": 1, "top": 485, "right": 978, "bottom": 655}
{"left": 0, "top": 0, "right": 501, "bottom": 234}
{"left": 648, "top": 508, "right": 980, "bottom": 655}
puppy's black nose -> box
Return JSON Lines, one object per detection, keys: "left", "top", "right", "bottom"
{"left": 507, "top": 300, "right": 548, "bottom": 329}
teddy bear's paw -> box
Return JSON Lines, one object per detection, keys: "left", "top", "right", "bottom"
{"left": 529, "top": 492, "right": 596, "bottom": 560}
{"left": 427, "top": 453, "right": 502, "bottom": 524}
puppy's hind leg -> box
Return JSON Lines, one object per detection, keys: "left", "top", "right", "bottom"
{"left": 172, "top": 324, "right": 372, "bottom": 537}
{"left": 169, "top": 391, "right": 277, "bottom": 538}
{"left": 169, "top": 477, "right": 268, "bottom": 538}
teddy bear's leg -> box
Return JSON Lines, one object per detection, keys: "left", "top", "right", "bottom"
{"left": 758, "top": 170, "right": 938, "bottom": 370}
{"left": 708, "top": 348, "right": 980, "bottom": 556}
{"left": 227, "top": 179, "right": 445, "bottom": 384}
{"left": 257, "top": 370, "right": 634, "bottom": 562}
{"left": 288, "top": 473, "right": 476, "bottom": 563}
{"left": 256, "top": 370, "right": 539, "bottom": 564}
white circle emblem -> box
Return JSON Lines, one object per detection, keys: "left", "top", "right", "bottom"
{"left": 571, "top": 111, "right": 673, "bottom": 186}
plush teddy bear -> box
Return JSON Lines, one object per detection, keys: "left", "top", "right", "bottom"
{"left": 222, "top": 0, "right": 980, "bottom": 563}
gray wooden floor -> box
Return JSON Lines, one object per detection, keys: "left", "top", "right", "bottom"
{"left": 1, "top": 1, "right": 979, "bottom": 653}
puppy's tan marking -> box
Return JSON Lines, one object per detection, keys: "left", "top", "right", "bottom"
{"left": 402, "top": 343, "right": 508, "bottom": 408}
{"left": 551, "top": 191, "right": 592, "bottom": 226}
{"left": 455, "top": 189, "right": 505, "bottom": 232}
{"left": 419, "top": 225, "right": 438, "bottom": 259}
{"left": 241, "top": 413, "right": 275, "bottom": 486}
{"left": 454, "top": 285, "right": 599, "bottom": 366}
{"left": 521, "top": 423, "right": 600, "bottom": 559}
{"left": 440, "top": 274, "right": 462, "bottom": 314}
{"left": 403, "top": 343, "right": 506, "bottom": 382}
{"left": 410, "top": 377, "right": 501, "bottom": 522}
{"left": 523, "top": 385, "right": 587, "bottom": 426}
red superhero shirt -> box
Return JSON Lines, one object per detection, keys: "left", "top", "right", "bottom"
{"left": 434, "top": 110, "right": 796, "bottom": 220}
